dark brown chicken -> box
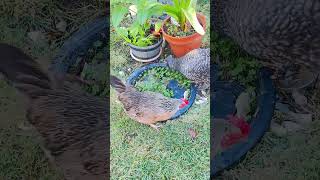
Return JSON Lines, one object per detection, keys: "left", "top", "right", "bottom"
{"left": 212, "top": 0, "right": 320, "bottom": 78}
{"left": 110, "top": 75, "right": 188, "bottom": 130}
{"left": 166, "top": 48, "right": 210, "bottom": 91}
{"left": 0, "top": 43, "right": 109, "bottom": 180}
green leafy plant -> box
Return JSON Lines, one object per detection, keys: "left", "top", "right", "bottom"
{"left": 111, "top": 0, "right": 163, "bottom": 47}
{"left": 211, "top": 32, "right": 261, "bottom": 91}
{"left": 135, "top": 67, "right": 191, "bottom": 98}
{"left": 78, "top": 41, "right": 109, "bottom": 97}
{"left": 161, "top": 0, "right": 205, "bottom": 35}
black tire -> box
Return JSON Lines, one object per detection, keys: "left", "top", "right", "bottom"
{"left": 49, "top": 16, "right": 108, "bottom": 74}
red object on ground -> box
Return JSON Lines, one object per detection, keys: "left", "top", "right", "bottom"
{"left": 220, "top": 115, "right": 251, "bottom": 149}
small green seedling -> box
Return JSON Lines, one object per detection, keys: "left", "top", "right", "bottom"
{"left": 135, "top": 67, "right": 191, "bottom": 98}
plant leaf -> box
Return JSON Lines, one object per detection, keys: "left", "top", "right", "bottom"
{"left": 161, "top": 4, "right": 181, "bottom": 23}
{"left": 182, "top": 2, "right": 205, "bottom": 35}
{"left": 111, "top": 6, "right": 128, "bottom": 28}
{"left": 154, "top": 21, "right": 162, "bottom": 33}
{"left": 116, "top": 28, "right": 131, "bottom": 43}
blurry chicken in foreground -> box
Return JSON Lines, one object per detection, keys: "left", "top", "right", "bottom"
{"left": 166, "top": 48, "right": 210, "bottom": 102}
{"left": 212, "top": 0, "right": 320, "bottom": 88}
{"left": 212, "top": 115, "right": 250, "bottom": 157}
{"left": 110, "top": 75, "right": 189, "bottom": 130}
{"left": 0, "top": 43, "right": 108, "bottom": 180}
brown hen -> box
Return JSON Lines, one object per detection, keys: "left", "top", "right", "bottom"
{"left": 110, "top": 75, "right": 188, "bottom": 130}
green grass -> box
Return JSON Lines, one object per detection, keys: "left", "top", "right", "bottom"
{"left": 110, "top": 90, "right": 210, "bottom": 179}
{"left": 0, "top": 81, "right": 63, "bottom": 180}
{"left": 110, "top": 0, "right": 210, "bottom": 179}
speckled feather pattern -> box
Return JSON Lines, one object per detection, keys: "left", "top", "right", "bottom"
{"left": 27, "top": 86, "right": 109, "bottom": 180}
{"left": 213, "top": 0, "right": 320, "bottom": 73}
{"left": 167, "top": 48, "right": 210, "bottom": 90}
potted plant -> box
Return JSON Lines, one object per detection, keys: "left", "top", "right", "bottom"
{"left": 160, "top": 0, "right": 206, "bottom": 57}
{"left": 111, "top": 0, "right": 163, "bottom": 62}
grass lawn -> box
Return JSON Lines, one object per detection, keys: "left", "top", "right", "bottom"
{"left": 110, "top": 0, "right": 210, "bottom": 179}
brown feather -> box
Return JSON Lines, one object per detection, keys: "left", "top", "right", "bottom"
{"left": 110, "top": 77, "right": 183, "bottom": 126}
{"left": 0, "top": 43, "right": 109, "bottom": 180}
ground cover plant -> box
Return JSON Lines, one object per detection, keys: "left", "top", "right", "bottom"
{"left": 134, "top": 66, "right": 191, "bottom": 98}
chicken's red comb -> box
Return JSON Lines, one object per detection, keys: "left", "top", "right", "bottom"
{"left": 182, "top": 98, "right": 189, "bottom": 104}
{"left": 227, "top": 115, "right": 250, "bottom": 135}
{"left": 179, "top": 98, "right": 189, "bottom": 109}
{"left": 220, "top": 115, "right": 251, "bottom": 149}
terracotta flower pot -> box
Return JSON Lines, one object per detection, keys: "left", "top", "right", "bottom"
{"left": 162, "top": 13, "right": 206, "bottom": 58}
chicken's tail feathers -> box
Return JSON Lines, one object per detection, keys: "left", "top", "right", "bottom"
{"left": 0, "top": 43, "right": 53, "bottom": 98}
{"left": 110, "top": 75, "right": 127, "bottom": 93}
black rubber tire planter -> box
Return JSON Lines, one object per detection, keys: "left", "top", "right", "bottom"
{"left": 211, "top": 67, "right": 276, "bottom": 178}
{"left": 50, "top": 17, "right": 196, "bottom": 120}
{"left": 127, "top": 63, "right": 197, "bottom": 120}
{"left": 49, "top": 17, "right": 108, "bottom": 74}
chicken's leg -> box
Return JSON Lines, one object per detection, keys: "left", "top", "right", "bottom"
{"left": 149, "top": 124, "right": 161, "bottom": 131}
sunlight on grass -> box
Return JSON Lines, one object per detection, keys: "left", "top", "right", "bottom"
{"left": 110, "top": 0, "right": 210, "bottom": 179}
{"left": 110, "top": 90, "right": 210, "bottom": 179}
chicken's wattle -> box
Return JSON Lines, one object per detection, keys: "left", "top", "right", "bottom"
{"left": 220, "top": 115, "right": 251, "bottom": 149}
{"left": 179, "top": 98, "right": 189, "bottom": 109}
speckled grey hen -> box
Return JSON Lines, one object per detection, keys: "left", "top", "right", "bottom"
{"left": 0, "top": 43, "right": 109, "bottom": 180}
{"left": 212, "top": 0, "right": 320, "bottom": 76}
{"left": 110, "top": 75, "right": 188, "bottom": 130}
{"left": 166, "top": 48, "right": 210, "bottom": 91}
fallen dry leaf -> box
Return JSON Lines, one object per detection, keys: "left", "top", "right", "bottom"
{"left": 188, "top": 128, "right": 198, "bottom": 141}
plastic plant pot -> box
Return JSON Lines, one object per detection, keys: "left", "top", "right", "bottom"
{"left": 162, "top": 13, "right": 206, "bottom": 58}
{"left": 128, "top": 37, "right": 163, "bottom": 63}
